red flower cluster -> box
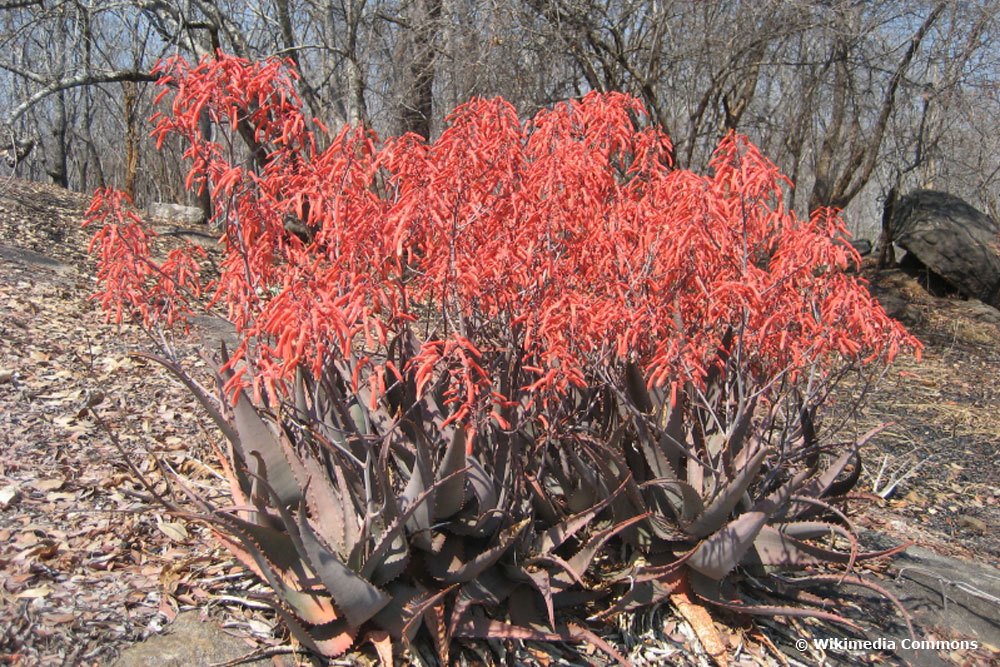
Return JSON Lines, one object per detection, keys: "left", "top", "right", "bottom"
{"left": 87, "top": 53, "right": 920, "bottom": 431}
{"left": 85, "top": 188, "right": 204, "bottom": 330}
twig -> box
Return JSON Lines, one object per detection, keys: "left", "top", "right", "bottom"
{"left": 871, "top": 449, "right": 935, "bottom": 498}
{"left": 895, "top": 566, "right": 1000, "bottom": 609}
{"left": 88, "top": 408, "right": 182, "bottom": 513}
{"left": 208, "top": 594, "right": 273, "bottom": 611}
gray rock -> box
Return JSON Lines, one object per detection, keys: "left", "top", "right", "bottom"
{"left": 963, "top": 299, "right": 1000, "bottom": 325}
{"left": 885, "top": 545, "right": 1000, "bottom": 648}
{"left": 888, "top": 190, "right": 1000, "bottom": 308}
{"left": 111, "top": 612, "right": 276, "bottom": 667}
{"left": 148, "top": 202, "right": 206, "bottom": 225}
{"left": 838, "top": 537, "right": 1000, "bottom": 667}
{"left": 0, "top": 244, "right": 74, "bottom": 276}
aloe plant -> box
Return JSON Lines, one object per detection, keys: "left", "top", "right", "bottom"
{"left": 145, "top": 346, "right": 642, "bottom": 663}
{"left": 140, "top": 334, "right": 915, "bottom": 665}
{"left": 86, "top": 60, "right": 922, "bottom": 663}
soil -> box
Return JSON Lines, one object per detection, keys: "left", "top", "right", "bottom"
{"left": 0, "top": 178, "right": 997, "bottom": 666}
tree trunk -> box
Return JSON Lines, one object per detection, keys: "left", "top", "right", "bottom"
{"left": 46, "top": 90, "right": 69, "bottom": 188}
{"left": 400, "top": 0, "right": 441, "bottom": 139}
{"left": 123, "top": 81, "right": 138, "bottom": 198}
{"left": 196, "top": 107, "right": 213, "bottom": 223}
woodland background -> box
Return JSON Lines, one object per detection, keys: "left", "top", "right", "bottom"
{"left": 1, "top": 0, "right": 999, "bottom": 238}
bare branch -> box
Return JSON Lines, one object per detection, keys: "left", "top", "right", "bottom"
{"left": 0, "top": 0, "right": 43, "bottom": 9}
{"left": 5, "top": 70, "right": 158, "bottom": 126}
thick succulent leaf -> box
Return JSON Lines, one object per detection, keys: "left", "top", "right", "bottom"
{"left": 785, "top": 493, "right": 856, "bottom": 532}
{"left": 657, "top": 389, "right": 687, "bottom": 472}
{"left": 720, "top": 397, "right": 757, "bottom": 480}
{"left": 751, "top": 525, "right": 833, "bottom": 569}
{"left": 423, "top": 601, "right": 449, "bottom": 666}
{"left": 685, "top": 445, "right": 767, "bottom": 538}
{"left": 210, "top": 439, "right": 251, "bottom": 512}
{"left": 624, "top": 361, "right": 654, "bottom": 413}
{"left": 687, "top": 446, "right": 705, "bottom": 497}
{"left": 294, "top": 502, "right": 391, "bottom": 628}
{"left": 361, "top": 465, "right": 468, "bottom": 580}
{"left": 527, "top": 475, "right": 560, "bottom": 525}
{"left": 401, "top": 433, "right": 434, "bottom": 550}
{"left": 370, "top": 533, "right": 409, "bottom": 587}
{"left": 329, "top": 457, "right": 362, "bottom": 554}
{"left": 293, "top": 368, "right": 311, "bottom": 421}
{"left": 823, "top": 451, "right": 863, "bottom": 499}
{"left": 217, "top": 350, "right": 305, "bottom": 506}
{"left": 593, "top": 575, "right": 682, "bottom": 620}
{"left": 213, "top": 517, "right": 340, "bottom": 626}
{"left": 774, "top": 520, "right": 860, "bottom": 571}
{"left": 433, "top": 519, "right": 529, "bottom": 584}
{"left": 756, "top": 524, "right": 909, "bottom": 568}
{"left": 689, "top": 572, "right": 864, "bottom": 633}
{"left": 433, "top": 427, "right": 468, "bottom": 519}
{"left": 515, "top": 566, "right": 555, "bottom": 629}
{"left": 252, "top": 471, "right": 391, "bottom": 629}
{"left": 218, "top": 512, "right": 307, "bottom": 577}
{"left": 371, "top": 581, "right": 423, "bottom": 640}
{"left": 567, "top": 513, "right": 651, "bottom": 577}
{"left": 465, "top": 456, "right": 499, "bottom": 516}
{"left": 507, "top": 585, "right": 547, "bottom": 630}
{"left": 299, "top": 453, "right": 350, "bottom": 558}
{"left": 705, "top": 432, "right": 726, "bottom": 460}
{"left": 528, "top": 553, "right": 585, "bottom": 590}
{"left": 400, "top": 584, "right": 458, "bottom": 643}
{"left": 565, "top": 448, "right": 601, "bottom": 512}
{"left": 632, "top": 557, "right": 690, "bottom": 584}
{"left": 310, "top": 379, "right": 364, "bottom": 461}
{"left": 641, "top": 477, "right": 703, "bottom": 526}
{"left": 797, "top": 426, "right": 881, "bottom": 501}
{"left": 332, "top": 359, "right": 400, "bottom": 437}
{"left": 267, "top": 599, "right": 358, "bottom": 658}
{"left": 579, "top": 442, "right": 657, "bottom": 545}
{"left": 633, "top": 411, "right": 679, "bottom": 484}
{"left": 455, "top": 567, "right": 518, "bottom": 609}
{"left": 619, "top": 366, "right": 696, "bottom": 480}
{"left": 778, "top": 573, "right": 916, "bottom": 639}
{"left": 236, "top": 396, "right": 304, "bottom": 506}
{"left": 212, "top": 531, "right": 269, "bottom": 587}
{"left": 447, "top": 595, "right": 474, "bottom": 643}
{"left": 687, "top": 469, "right": 810, "bottom": 580}
{"left": 451, "top": 617, "right": 631, "bottom": 667}
{"left": 536, "top": 475, "right": 629, "bottom": 553}
{"left": 425, "top": 532, "right": 466, "bottom": 581}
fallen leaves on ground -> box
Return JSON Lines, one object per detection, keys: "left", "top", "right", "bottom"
{"left": 0, "top": 180, "right": 259, "bottom": 666}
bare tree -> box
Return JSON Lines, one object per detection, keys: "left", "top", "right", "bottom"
{"left": 0, "top": 0, "right": 997, "bottom": 234}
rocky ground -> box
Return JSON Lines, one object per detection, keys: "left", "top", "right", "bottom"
{"left": 0, "top": 178, "right": 996, "bottom": 666}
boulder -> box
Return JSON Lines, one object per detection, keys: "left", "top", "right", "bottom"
{"left": 112, "top": 612, "right": 278, "bottom": 667}
{"left": 887, "top": 190, "right": 1000, "bottom": 308}
{"left": 147, "top": 202, "right": 206, "bottom": 225}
